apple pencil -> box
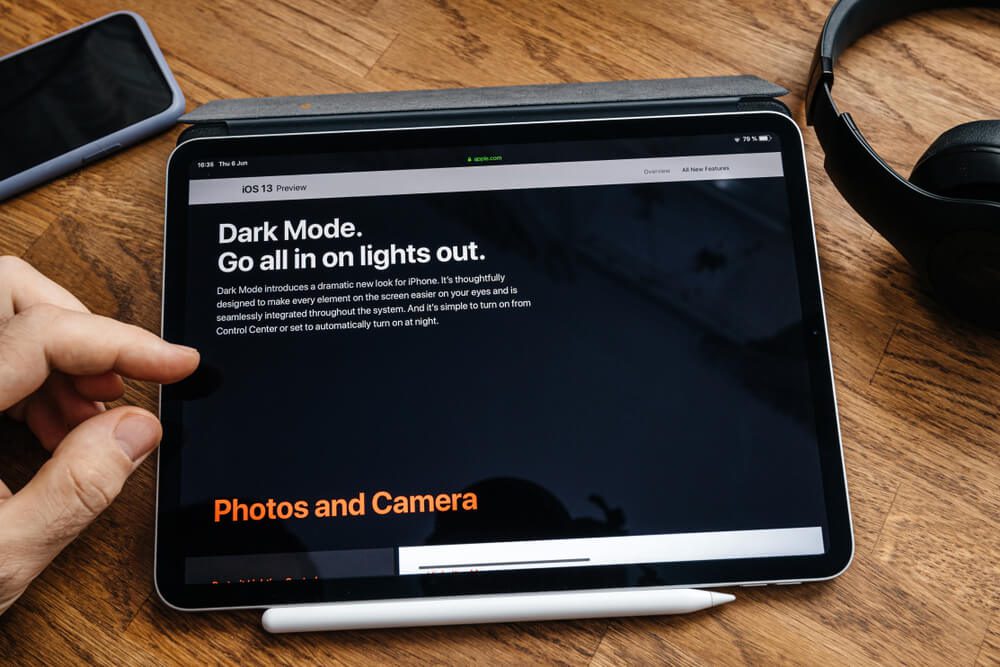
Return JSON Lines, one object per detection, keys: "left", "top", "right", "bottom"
{"left": 262, "top": 587, "right": 735, "bottom": 633}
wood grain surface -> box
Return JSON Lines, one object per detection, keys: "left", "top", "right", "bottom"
{"left": 0, "top": 1, "right": 997, "bottom": 664}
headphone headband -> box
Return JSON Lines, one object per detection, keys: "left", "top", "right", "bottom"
{"left": 807, "top": 0, "right": 1000, "bottom": 124}
{"left": 806, "top": 0, "right": 1000, "bottom": 328}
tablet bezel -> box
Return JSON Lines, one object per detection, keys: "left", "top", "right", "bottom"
{"left": 157, "top": 110, "right": 853, "bottom": 611}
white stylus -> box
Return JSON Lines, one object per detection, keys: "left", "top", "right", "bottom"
{"left": 262, "top": 587, "right": 735, "bottom": 633}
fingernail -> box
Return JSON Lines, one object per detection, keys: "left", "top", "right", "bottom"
{"left": 175, "top": 344, "right": 199, "bottom": 356}
{"left": 115, "top": 415, "right": 161, "bottom": 462}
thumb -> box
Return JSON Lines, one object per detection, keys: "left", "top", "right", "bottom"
{"left": 0, "top": 407, "right": 161, "bottom": 580}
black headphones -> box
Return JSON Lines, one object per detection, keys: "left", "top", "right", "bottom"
{"left": 806, "top": 0, "right": 1000, "bottom": 329}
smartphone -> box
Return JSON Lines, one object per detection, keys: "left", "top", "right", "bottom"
{"left": 0, "top": 12, "right": 184, "bottom": 201}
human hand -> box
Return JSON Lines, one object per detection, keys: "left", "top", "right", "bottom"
{"left": 0, "top": 257, "right": 199, "bottom": 614}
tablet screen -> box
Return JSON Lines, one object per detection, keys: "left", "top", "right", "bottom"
{"left": 158, "top": 111, "right": 852, "bottom": 609}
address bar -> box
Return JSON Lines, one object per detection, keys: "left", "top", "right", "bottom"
{"left": 188, "top": 152, "right": 783, "bottom": 206}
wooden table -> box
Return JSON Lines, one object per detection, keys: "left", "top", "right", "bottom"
{"left": 1, "top": 1, "right": 997, "bottom": 664}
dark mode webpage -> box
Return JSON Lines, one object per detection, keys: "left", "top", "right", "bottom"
{"left": 176, "top": 141, "right": 828, "bottom": 585}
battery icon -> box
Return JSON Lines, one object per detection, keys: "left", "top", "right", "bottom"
{"left": 758, "top": 134, "right": 772, "bottom": 142}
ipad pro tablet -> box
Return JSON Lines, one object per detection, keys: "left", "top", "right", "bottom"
{"left": 157, "top": 111, "right": 853, "bottom": 611}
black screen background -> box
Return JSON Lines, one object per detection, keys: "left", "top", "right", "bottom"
{"left": 0, "top": 14, "right": 173, "bottom": 179}
{"left": 175, "top": 168, "right": 829, "bottom": 561}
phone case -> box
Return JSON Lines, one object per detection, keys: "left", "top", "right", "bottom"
{"left": 0, "top": 11, "right": 185, "bottom": 202}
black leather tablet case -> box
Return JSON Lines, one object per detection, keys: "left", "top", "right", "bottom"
{"left": 177, "top": 75, "right": 789, "bottom": 144}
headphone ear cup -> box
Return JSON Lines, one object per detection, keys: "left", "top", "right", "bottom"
{"left": 908, "top": 121, "right": 1000, "bottom": 328}
{"left": 910, "top": 120, "right": 1000, "bottom": 201}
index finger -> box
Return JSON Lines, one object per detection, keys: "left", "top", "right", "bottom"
{"left": 0, "top": 304, "right": 199, "bottom": 410}
{"left": 0, "top": 256, "right": 88, "bottom": 318}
